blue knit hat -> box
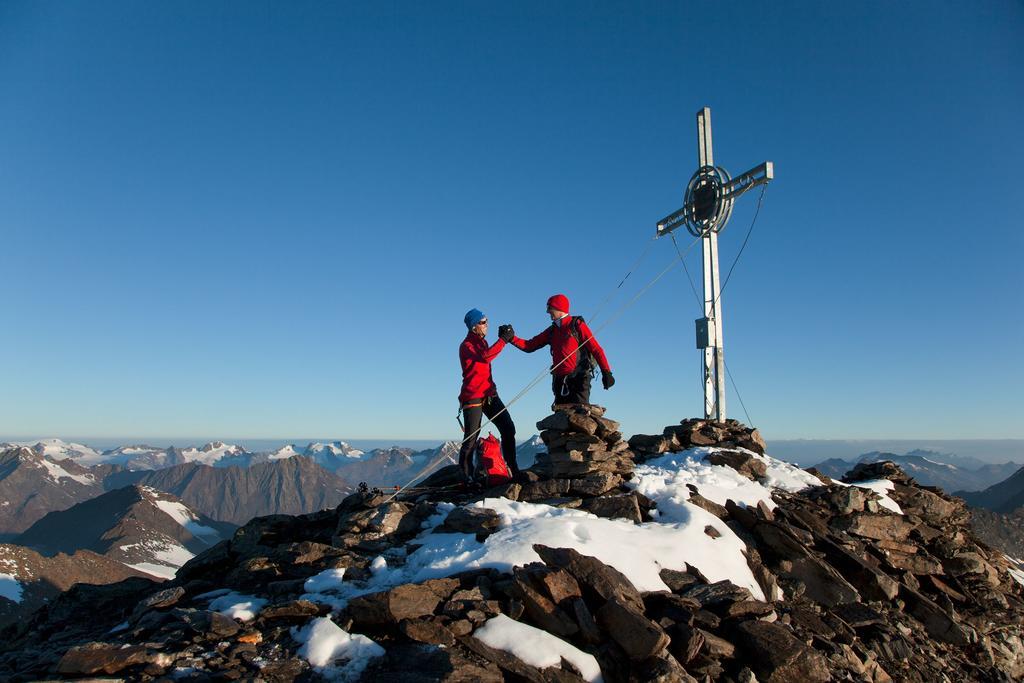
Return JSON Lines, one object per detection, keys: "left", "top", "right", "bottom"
{"left": 464, "top": 308, "right": 486, "bottom": 329}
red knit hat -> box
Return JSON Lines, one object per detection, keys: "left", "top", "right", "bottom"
{"left": 546, "top": 294, "right": 570, "bottom": 314}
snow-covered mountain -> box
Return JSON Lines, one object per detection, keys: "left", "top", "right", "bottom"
{"left": 515, "top": 434, "right": 547, "bottom": 470}
{"left": 15, "top": 485, "right": 234, "bottom": 580}
{"left": 4, "top": 439, "right": 260, "bottom": 470}
{"left": 267, "top": 441, "right": 367, "bottom": 471}
{"left": 0, "top": 446, "right": 105, "bottom": 537}
{"left": 303, "top": 442, "right": 448, "bottom": 489}
{"left": 179, "top": 441, "right": 251, "bottom": 466}
{"left": 17, "top": 438, "right": 102, "bottom": 462}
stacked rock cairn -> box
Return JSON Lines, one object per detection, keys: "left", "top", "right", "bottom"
{"left": 628, "top": 417, "right": 768, "bottom": 462}
{"left": 532, "top": 404, "right": 635, "bottom": 491}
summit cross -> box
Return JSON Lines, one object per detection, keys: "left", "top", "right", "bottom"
{"left": 655, "top": 107, "right": 774, "bottom": 422}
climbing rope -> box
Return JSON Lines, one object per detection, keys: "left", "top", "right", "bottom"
{"left": 588, "top": 235, "right": 658, "bottom": 327}
{"left": 381, "top": 230, "right": 706, "bottom": 503}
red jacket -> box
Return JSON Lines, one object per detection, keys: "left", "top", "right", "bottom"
{"left": 511, "top": 316, "right": 611, "bottom": 377}
{"left": 458, "top": 332, "right": 507, "bottom": 403}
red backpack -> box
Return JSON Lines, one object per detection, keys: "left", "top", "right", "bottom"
{"left": 476, "top": 433, "right": 511, "bottom": 486}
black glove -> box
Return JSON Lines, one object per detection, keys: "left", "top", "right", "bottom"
{"left": 498, "top": 324, "right": 515, "bottom": 343}
{"left": 602, "top": 371, "right": 615, "bottom": 390}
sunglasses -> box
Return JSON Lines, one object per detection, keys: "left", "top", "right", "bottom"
{"left": 476, "top": 320, "right": 489, "bottom": 326}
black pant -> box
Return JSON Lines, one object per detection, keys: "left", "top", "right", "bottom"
{"left": 458, "top": 395, "right": 518, "bottom": 481}
{"left": 552, "top": 372, "right": 592, "bottom": 406}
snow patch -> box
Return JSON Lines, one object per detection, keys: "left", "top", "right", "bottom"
{"left": 269, "top": 444, "right": 302, "bottom": 460}
{"left": 180, "top": 442, "right": 246, "bottom": 466}
{"left": 38, "top": 458, "right": 94, "bottom": 486}
{"left": 632, "top": 451, "right": 780, "bottom": 511}
{"left": 304, "top": 568, "right": 347, "bottom": 594}
{"left": 154, "top": 499, "right": 220, "bottom": 538}
{"left": 291, "top": 616, "right": 384, "bottom": 681}
{"left": 207, "top": 592, "right": 267, "bottom": 621}
{"left": 0, "top": 573, "right": 24, "bottom": 603}
{"left": 123, "top": 539, "right": 196, "bottom": 579}
{"left": 328, "top": 497, "right": 763, "bottom": 602}
{"left": 476, "top": 614, "right": 603, "bottom": 681}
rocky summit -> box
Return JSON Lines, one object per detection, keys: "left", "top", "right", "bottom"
{"left": 0, "top": 407, "right": 1022, "bottom": 682}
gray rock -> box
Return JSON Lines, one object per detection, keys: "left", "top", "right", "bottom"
{"left": 659, "top": 567, "right": 700, "bottom": 593}
{"left": 568, "top": 471, "right": 623, "bottom": 497}
{"left": 814, "top": 536, "right": 900, "bottom": 601}
{"left": 511, "top": 566, "right": 579, "bottom": 637}
{"left": 365, "top": 641, "right": 503, "bottom": 682}
{"left": 172, "top": 608, "right": 241, "bottom": 638}
{"left": 706, "top": 450, "right": 768, "bottom": 480}
{"left": 698, "top": 628, "right": 737, "bottom": 659}
{"left": 533, "top": 545, "right": 645, "bottom": 613}
{"left": 596, "top": 597, "right": 669, "bottom": 660}
{"left": 347, "top": 583, "right": 443, "bottom": 627}
{"left": 667, "top": 622, "right": 705, "bottom": 665}
{"left": 437, "top": 507, "right": 501, "bottom": 536}
{"left": 688, "top": 493, "right": 730, "bottom": 519}
{"left": 633, "top": 652, "right": 700, "bottom": 682}
{"left": 828, "top": 487, "right": 868, "bottom": 515}
{"left": 582, "top": 494, "right": 642, "bottom": 523}
{"left": 899, "top": 584, "right": 973, "bottom": 646}
{"left": 399, "top": 618, "right": 456, "bottom": 646}
{"left": 683, "top": 580, "right": 755, "bottom": 608}
{"left": 56, "top": 642, "right": 173, "bottom": 675}
{"left": 259, "top": 599, "right": 324, "bottom": 620}
{"left": 735, "top": 621, "right": 831, "bottom": 683}
{"left": 832, "top": 512, "right": 917, "bottom": 542}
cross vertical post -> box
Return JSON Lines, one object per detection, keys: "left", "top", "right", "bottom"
{"left": 654, "top": 106, "right": 773, "bottom": 425}
{"left": 697, "top": 107, "right": 726, "bottom": 422}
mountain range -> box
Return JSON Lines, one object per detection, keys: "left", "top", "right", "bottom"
{"left": 956, "top": 466, "right": 1024, "bottom": 513}
{"left": 0, "top": 436, "right": 545, "bottom": 559}
{"left": 812, "top": 449, "right": 1021, "bottom": 493}
{"left": 103, "top": 457, "right": 353, "bottom": 525}
{"left": 2, "top": 416, "right": 1022, "bottom": 681}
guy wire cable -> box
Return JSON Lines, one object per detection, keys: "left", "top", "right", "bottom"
{"left": 724, "top": 358, "right": 755, "bottom": 428}
{"left": 708, "top": 185, "right": 767, "bottom": 313}
{"left": 670, "top": 231, "right": 704, "bottom": 311}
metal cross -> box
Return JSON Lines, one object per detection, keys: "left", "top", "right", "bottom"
{"left": 655, "top": 107, "right": 773, "bottom": 422}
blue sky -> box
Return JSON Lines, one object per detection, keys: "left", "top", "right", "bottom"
{"left": 1, "top": 2, "right": 1021, "bottom": 443}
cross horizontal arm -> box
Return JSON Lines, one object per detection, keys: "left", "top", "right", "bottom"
{"left": 655, "top": 161, "right": 773, "bottom": 237}
{"left": 656, "top": 206, "right": 689, "bottom": 236}
{"left": 721, "top": 161, "right": 773, "bottom": 203}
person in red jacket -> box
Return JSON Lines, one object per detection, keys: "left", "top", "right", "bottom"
{"left": 458, "top": 308, "right": 518, "bottom": 485}
{"left": 500, "top": 294, "right": 614, "bottom": 406}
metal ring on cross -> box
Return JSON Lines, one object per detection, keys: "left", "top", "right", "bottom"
{"left": 684, "top": 165, "right": 735, "bottom": 237}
